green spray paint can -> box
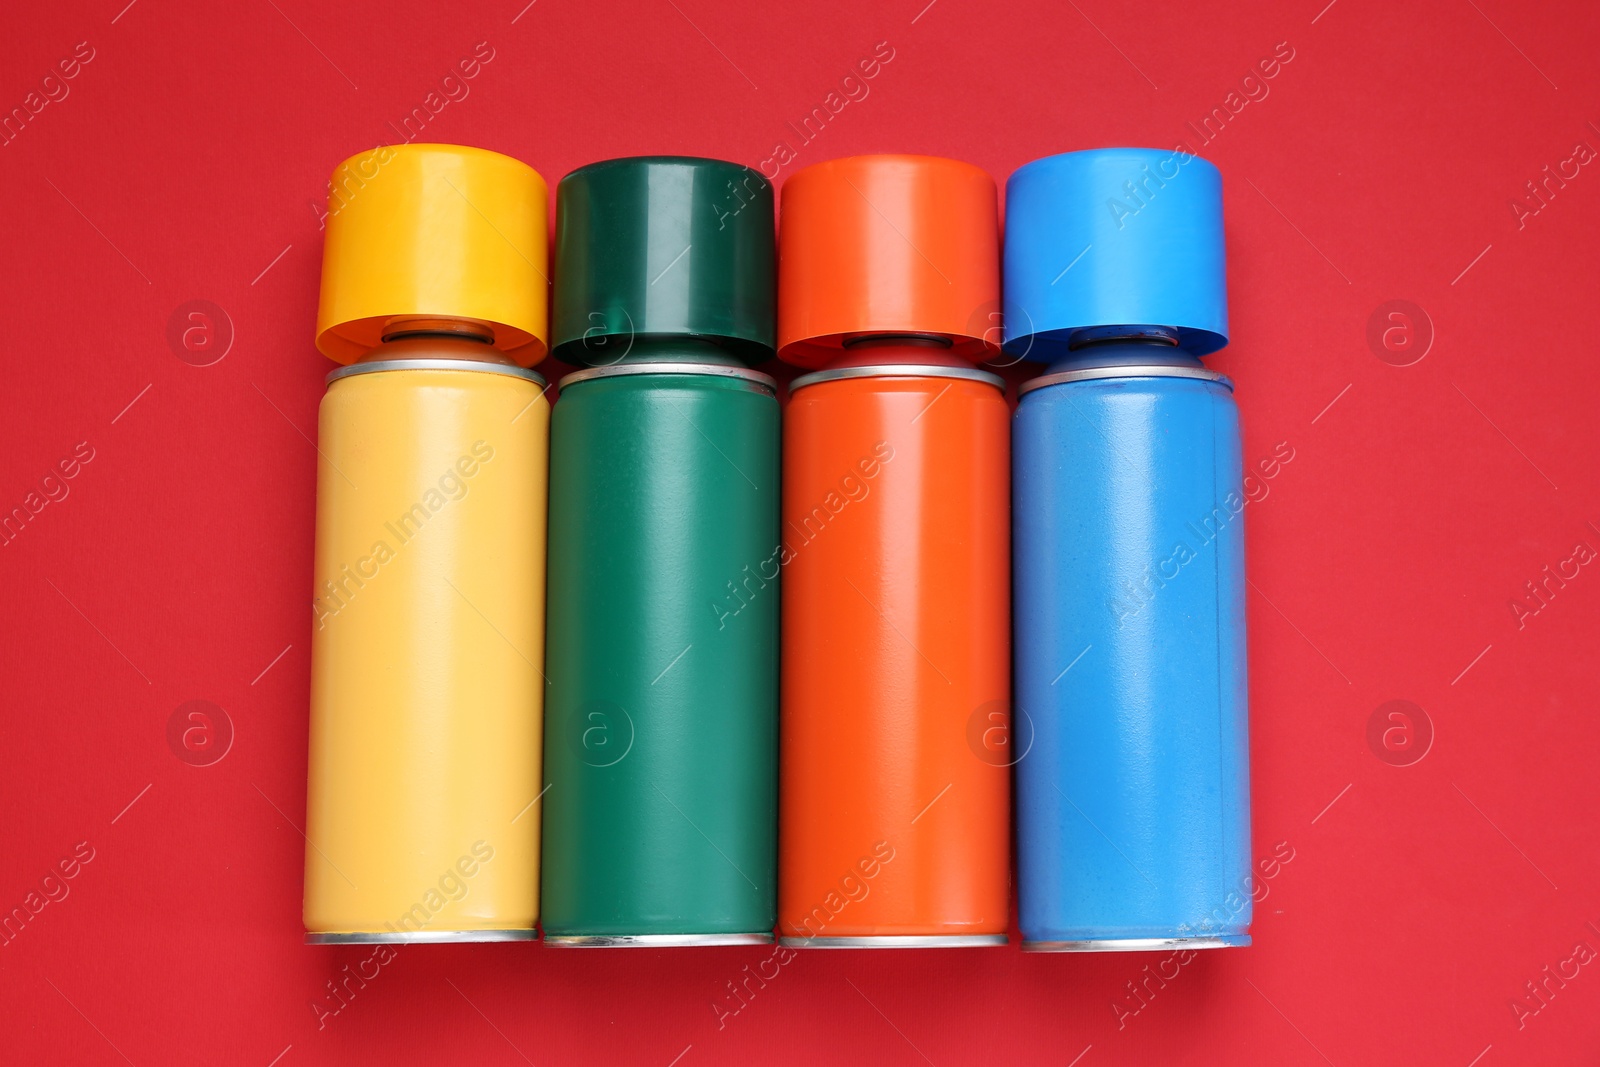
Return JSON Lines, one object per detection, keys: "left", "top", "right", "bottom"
{"left": 542, "top": 156, "right": 779, "bottom": 945}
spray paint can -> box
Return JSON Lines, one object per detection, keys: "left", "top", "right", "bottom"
{"left": 777, "top": 155, "right": 1010, "bottom": 948}
{"left": 541, "top": 156, "right": 779, "bottom": 946}
{"left": 1006, "top": 147, "right": 1251, "bottom": 951}
{"left": 304, "top": 144, "right": 550, "bottom": 942}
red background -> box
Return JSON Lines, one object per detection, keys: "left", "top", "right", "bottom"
{"left": 3, "top": 0, "right": 1597, "bottom": 1064}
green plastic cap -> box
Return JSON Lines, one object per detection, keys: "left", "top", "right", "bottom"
{"left": 552, "top": 156, "right": 776, "bottom": 366}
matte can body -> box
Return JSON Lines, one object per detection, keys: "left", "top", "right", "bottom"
{"left": 1014, "top": 374, "right": 1251, "bottom": 944}
{"left": 780, "top": 374, "right": 1010, "bottom": 938}
{"left": 541, "top": 369, "right": 779, "bottom": 936}
{"left": 305, "top": 365, "right": 548, "bottom": 936}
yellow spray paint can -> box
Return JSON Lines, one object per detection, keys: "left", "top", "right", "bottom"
{"left": 304, "top": 144, "right": 550, "bottom": 942}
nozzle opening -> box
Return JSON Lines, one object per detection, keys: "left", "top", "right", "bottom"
{"left": 1067, "top": 325, "right": 1181, "bottom": 350}
{"left": 381, "top": 317, "right": 496, "bottom": 344}
{"left": 842, "top": 332, "right": 954, "bottom": 349}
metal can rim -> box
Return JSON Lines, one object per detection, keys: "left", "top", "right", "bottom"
{"left": 304, "top": 929, "right": 538, "bottom": 944}
{"left": 544, "top": 933, "right": 774, "bottom": 948}
{"left": 326, "top": 358, "right": 548, "bottom": 386}
{"left": 1021, "top": 934, "right": 1250, "bottom": 952}
{"left": 558, "top": 361, "right": 777, "bottom": 392}
{"left": 780, "top": 934, "right": 1010, "bottom": 949}
{"left": 788, "top": 363, "right": 1005, "bottom": 392}
{"left": 1017, "top": 364, "right": 1232, "bottom": 397}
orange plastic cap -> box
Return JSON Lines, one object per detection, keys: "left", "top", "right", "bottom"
{"left": 778, "top": 154, "right": 1000, "bottom": 368}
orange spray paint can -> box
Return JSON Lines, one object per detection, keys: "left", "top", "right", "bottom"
{"left": 777, "top": 155, "right": 1010, "bottom": 947}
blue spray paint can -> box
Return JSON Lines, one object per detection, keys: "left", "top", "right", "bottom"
{"left": 1006, "top": 148, "right": 1251, "bottom": 951}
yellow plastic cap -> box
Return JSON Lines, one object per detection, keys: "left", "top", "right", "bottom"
{"left": 315, "top": 144, "right": 549, "bottom": 366}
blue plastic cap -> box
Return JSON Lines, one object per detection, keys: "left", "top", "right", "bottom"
{"left": 1002, "top": 148, "right": 1228, "bottom": 359}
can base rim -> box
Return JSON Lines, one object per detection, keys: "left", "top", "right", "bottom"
{"left": 788, "top": 363, "right": 1005, "bottom": 392}
{"left": 1021, "top": 935, "right": 1251, "bottom": 953}
{"left": 1017, "top": 364, "right": 1232, "bottom": 396}
{"left": 325, "top": 358, "right": 546, "bottom": 387}
{"left": 780, "top": 935, "right": 1010, "bottom": 949}
{"left": 558, "top": 362, "right": 776, "bottom": 392}
{"left": 305, "top": 929, "right": 537, "bottom": 945}
{"left": 544, "top": 933, "right": 774, "bottom": 948}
